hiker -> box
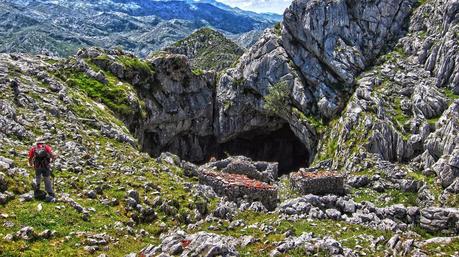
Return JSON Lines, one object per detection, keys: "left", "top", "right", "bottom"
{"left": 28, "top": 137, "right": 57, "bottom": 201}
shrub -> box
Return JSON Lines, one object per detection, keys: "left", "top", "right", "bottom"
{"left": 264, "top": 81, "right": 291, "bottom": 115}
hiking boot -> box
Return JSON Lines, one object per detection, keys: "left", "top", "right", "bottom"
{"left": 45, "top": 193, "right": 56, "bottom": 202}
{"left": 34, "top": 190, "right": 46, "bottom": 200}
{"left": 45, "top": 195, "right": 56, "bottom": 203}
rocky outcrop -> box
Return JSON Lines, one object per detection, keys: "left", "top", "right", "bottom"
{"left": 401, "top": 0, "right": 459, "bottom": 92}
{"left": 215, "top": 0, "right": 416, "bottom": 165}
{"left": 75, "top": 48, "right": 216, "bottom": 162}
{"left": 282, "top": 0, "right": 415, "bottom": 93}
{"left": 215, "top": 29, "right": 311, "bottom": 152}
{"left": 422, "top": 102, "right": 459, "bottom": 187}
{"left": 314, "top": 0, "right": 459, "bottom": 194}
{"left": 139, "top": 230, "right": 240, "bottom": 257}
{"left": 162, "top": 28, "right": 244, "bottom": 72}
{"left": 75, "top": 47, "right": 313, "bottom": 168}
{"left": 270, "top": 232, "right": 356, "bottom": 257}
{"left": 71, "top": 0, "right": 423, "bottom": 173}
{"left": 138, "top": 54, "right": 216, "bottom": 162}
{"left": 278, "top": 195, "right": 419, "bottom": 232}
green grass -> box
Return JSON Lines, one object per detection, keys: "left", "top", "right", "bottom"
{"left": 417, "top": 0, "right": 429, "bottom": 7}
{"left": 292, "top": 107, "right": 326, "bottom": 133}
{"left": 66, "top": 72, "right": 133, "bottom": 116}
{"left": 117, "top": 56, "right": 155, "bottom": 77}
{"left": 43, "top": 59, "right": 60, "bottom": 65}
{"left": 393, "top": 97, "right": 410, "bottom": 126}
{"left": 407, "top": 170, "right": 442, "bottom": 204}
{"left": 421, "top": 238, "right": 459, "bottom": 255}
{"left": 192, "top": 69, "right": 205, "bottom": 76}
{"left": 443, "top": 88, "right": 459, "bottom": 102}
{"left": 352, "top": 187, "right": 418, "bottom": 207}
{"left": 427, "top": 116, "right": 440, "bottom": 126}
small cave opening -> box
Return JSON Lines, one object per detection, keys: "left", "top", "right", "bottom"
{"left": 213, "top": 124, "right": 310, "bottom": 176}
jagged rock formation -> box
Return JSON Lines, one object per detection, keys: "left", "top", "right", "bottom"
{"left": 231, "top": 29, "right": 264, "bottom": 49}
{"left": 401, "top": 0, "right": 459, "bottom": 91}
{"left": 162, "top": 28, "right": 244, "bottom": 72}
{"left": 313, "top": 0, "right": 459, "bottom": 207}
{"left": 72, "top": 47, "right": 311, "bottom": 172}
{"left": 215, "top": 0, "right": 417, "bottom": 166}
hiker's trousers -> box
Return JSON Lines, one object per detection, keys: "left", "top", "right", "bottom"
{"left": 35, "top": 168, "right": 54, "bottom": 195}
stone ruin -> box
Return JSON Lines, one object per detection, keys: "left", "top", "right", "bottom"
{"left": 290, "top": 169, "right": 345, "bottom": 196}
{"left": 195, "top": 156, "right": 348, "bottom": 210}
{"left": 198, "top": 156, "right": 278, "bottom": 210}
{"left": 199, "top": 171, "right": 278, "bottom": 211}
{"left": 201, "top": 156, "right": 278, "bottom": 183}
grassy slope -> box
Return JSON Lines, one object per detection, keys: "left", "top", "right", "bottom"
{"left": 0, "top": 56, "right": 210, "bottom": 256}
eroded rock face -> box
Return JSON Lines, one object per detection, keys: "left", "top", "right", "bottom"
{"left": 139, "top": 54, "right": 216, "bottom": 162}
{"left": 74, "top": 0, "right": 417, "bottom": 170}
{"left": 401, "top": 0, "right": 459, "bottom": 91}
{"left": 215, "top": 0, "right": 416, "bottom": 164}
{"left": 282, "top": 0, "right": 415, "bottom": 110}
{"left": 74, "top": 0, "right": 457, "bottom": 205}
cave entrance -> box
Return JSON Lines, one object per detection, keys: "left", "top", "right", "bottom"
{"left": 214, "top": 124, "right": 310, "bottom": 176}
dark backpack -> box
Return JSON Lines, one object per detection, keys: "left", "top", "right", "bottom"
{"left": 34, "top": 145, "right": 50, "bottom": 168}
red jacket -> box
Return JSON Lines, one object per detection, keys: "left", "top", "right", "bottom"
{"left": 28, "top": 144, "right": 54, "bottom": 169}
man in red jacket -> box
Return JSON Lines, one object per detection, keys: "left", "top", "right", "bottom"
{"left": 28, "top": 137, "right": 57, "bottom": 201}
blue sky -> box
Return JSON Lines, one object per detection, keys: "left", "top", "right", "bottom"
{"left": 218, "top": 0, "right": 292, "bottom": 14}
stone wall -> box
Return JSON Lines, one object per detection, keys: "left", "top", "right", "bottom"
{"left": 420, "top": 208, "right": 459, "bottom": 234}
{"left": 290, "top": 171, "right": 345, "bottom": 195}
{"left": 198, "top": 171, "right": 278, "bottom": 211}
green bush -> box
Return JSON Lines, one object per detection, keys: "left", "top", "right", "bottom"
{"left": 274, "top": 22, "right": 282, "bottom": 36}
{"left": 264, "top": 81, "right": 291, "bottom": 115}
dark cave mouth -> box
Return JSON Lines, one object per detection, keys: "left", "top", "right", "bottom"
{"left": 212, "top": 124, "right": 310, "bottom": 176}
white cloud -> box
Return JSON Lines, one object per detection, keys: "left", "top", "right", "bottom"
{"left": 218, "top": 0, "right": 292, "bottom": 14}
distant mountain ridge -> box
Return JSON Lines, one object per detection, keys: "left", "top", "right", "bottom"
{"left": 0, "top": 0, "right": 281, "bottom": 57}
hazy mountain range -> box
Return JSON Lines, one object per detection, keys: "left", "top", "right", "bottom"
{"left": 0, "top": 0, "right": 281, "bottom": 57}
